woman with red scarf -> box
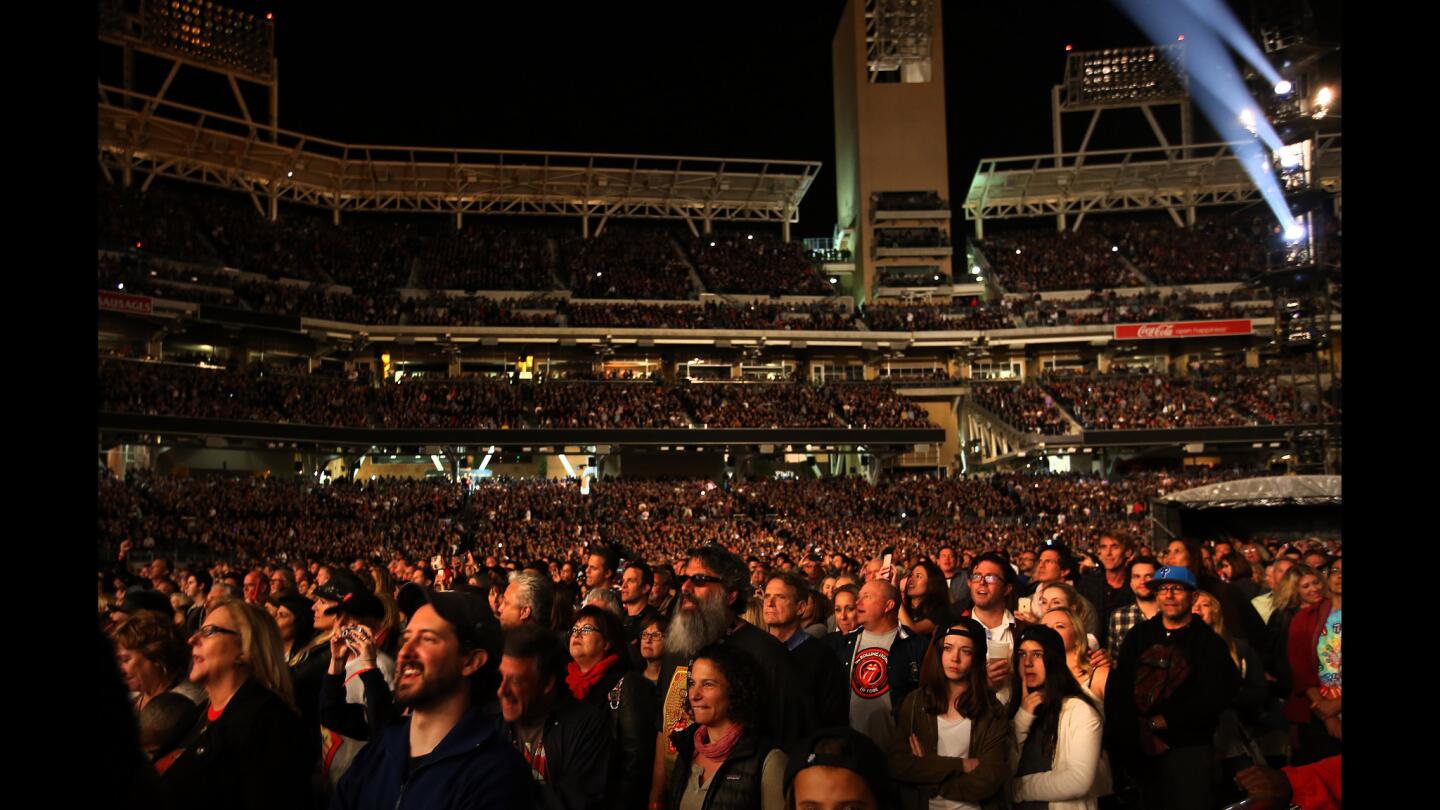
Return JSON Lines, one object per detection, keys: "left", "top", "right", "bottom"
{"left": 665, "top": 642, "right": 787, "bottom": 810}
{"left": 1283, "top": 567, "right": 1341, "bottom": 766}
{"left": 567, "top": 605, "right": 657, "bottom": 810}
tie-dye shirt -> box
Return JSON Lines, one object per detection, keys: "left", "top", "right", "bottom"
{"left": 1317, "top": 607, "right": 1341, "bottom": 698}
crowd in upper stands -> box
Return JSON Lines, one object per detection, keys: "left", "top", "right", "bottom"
{"left": 864, "top": 299, "right": 1017, "bottom": 331}
{"left": 688, "top": 234, "right": 831, "bottom": 295}
{"left": 563, "top": 301, "right": 858, "bottom": 330}
{"left": 969, "top": 381, "right": 1076, "bottom": 435}
{"left": 560, "top": 229, "right": 694, "bottom": 299}
{"left": 982, "top": 227, "right": 1134, "bottom": 292}
{"left": 1015, "top": 288, "right": 1274, "bottom": 327}
{"left": 98, "top": 358, "right": 942, "bottom": 430}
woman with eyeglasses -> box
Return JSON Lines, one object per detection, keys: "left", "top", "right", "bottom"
{"left": 160, "top": 597, "right": 318, "bottom": 810}
{"left": 639, "top": 614, "right": 667, "bottom": 685}
{"left": 888, "top": 617, "right": 1012, "bottom": 810}
{"left": 568, "top": 605, "right": 657, "bottom": 810}
{"left": 666, "top": 642, "right": 787, "bottom": 810}
{"left": 1007, "top": 625, "right": 1105, "bottom": 810}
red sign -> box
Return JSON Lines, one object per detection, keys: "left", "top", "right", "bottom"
{"left": 1113, "top": 319, "right": 1253, "bottom": 340}
{"left": 99, "top": 291, "right": 153, "bottom": 314}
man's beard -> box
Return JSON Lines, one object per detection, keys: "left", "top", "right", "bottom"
{"left": 1136, "top": 590, "right": 1156, "bottom": 603}
{"left": 665, "top": 588, "right": 729, "bottom": 659}
{"left": 393, "top": 661, "right": 464, "bottom": 712}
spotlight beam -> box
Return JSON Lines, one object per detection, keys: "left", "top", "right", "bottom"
{"left": 1112, "top": 0, "right": 1296, "bottom": 231}
{"left": 1177, "top": 0, "right": 1284, "bottom": 86}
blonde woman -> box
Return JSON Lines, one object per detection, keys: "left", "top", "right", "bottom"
{"left": 1040, "top": 608, "right": 1109, "bottom": 703}
{"left": 1035, "top": 582, "right": 1100, "bottom": 652}
{"left": 160, "top": 597, "right": 317, "bottom": 809}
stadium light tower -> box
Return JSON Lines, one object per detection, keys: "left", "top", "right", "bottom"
{"left": 1247, "top": 0, "right": 1340, "bottom": 474}
{"left": 1052, "top": 44, "right": 1194, "bottom": 231}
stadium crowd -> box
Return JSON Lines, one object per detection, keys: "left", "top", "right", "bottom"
{"left": 563, "top": 301, "right": 859, "bottom": 330}
{"left": 1016, "top": 289, "right": 1275, "bottom": 327}
{"left": 865, "top": 300, "right": 1018, "bottom": 331}
{"left": 969, "top": 381, "right": 1077, "bottom": 435}
{"left": 561, "top": 229, "right": 695, "bottom": 299}
{"left": 99, "top": 359, "right": 942, "bottom": 430}
{"left": 688, "top": 234, "right": 832, "bottom": 295}
{"left": 102, "top": 464, "right": 1341, "bottom": 810}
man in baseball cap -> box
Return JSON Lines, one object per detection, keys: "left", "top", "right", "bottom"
{"left": 784, "top": 726, "right": 896, "bottom": 810}
{"left": 1106, "top": 564, "right": 1240, "bottom": 810}
{"left": 318, "top": 569, "right": 393, "bottom": 788}
{"left": 333, "top": 583, "right": 528, "bottom": 810}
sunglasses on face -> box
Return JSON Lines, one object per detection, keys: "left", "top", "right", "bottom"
{"left": 677, "top": 573, "right": 725, "bottom": 587}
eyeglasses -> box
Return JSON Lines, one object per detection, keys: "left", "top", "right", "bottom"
{"left": 570, "top": 626, "right": 601, "bottom": 638}
{"left": 1154, "top": 585, "right": 1191, "bottom": 596}
{"left": 968, "top": 573, "right": 1004, "bottom": 584}
{"left": 195, "top": 625, "right": 239, "bottom": 639}
{"left": 639, "top": 631, "right": 665, "bottom": 642}
{"left": 677, "top": 573, "right": 725, "bottom": 588}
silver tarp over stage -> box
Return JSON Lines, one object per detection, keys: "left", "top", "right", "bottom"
{"left": 1155, "top": 475, "right": 1341, "bottom": 509}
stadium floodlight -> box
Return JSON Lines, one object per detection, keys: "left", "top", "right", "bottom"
{"left": 1314, "top": 86, "right": 1334, "bottom": 107}
{"left": 140, "top": 0, "right": 276, "bottom": 78}
{"left": 1276, "top": 144, "right": 1303, "bottom": 170}
{"left": 829, "top": 277, "right": 838, "bottom": 284}
{"left": 1063, "top": 45, "right": 1187, "bottom": 108}
{"left": 1111, "top": 246, "right": 1119, "bottom": 252}
{"left": 971, "top": 265, "right": 982, "bottom": 274}
{"left": 1284, "top": 223, "right": 1306, "bottom": 243}
{"left": 1274, "top": 80, "right": 1293, "bottom": 95}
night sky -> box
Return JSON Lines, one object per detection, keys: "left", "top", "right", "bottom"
{"left": 127, "top": 0, "right": 1340, "bottom": 240}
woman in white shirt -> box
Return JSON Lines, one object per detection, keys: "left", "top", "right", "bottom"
{"left": 888, "top": 617, "right": 1012, "bottom": 810}
{"left": 1008, "top": 625, "right": 1104, "bottom": 810}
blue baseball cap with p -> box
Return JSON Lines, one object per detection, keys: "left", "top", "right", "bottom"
{"left": 1150, "top": 565, "right": 1198, "bottom": 590}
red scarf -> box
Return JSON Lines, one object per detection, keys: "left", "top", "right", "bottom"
{"left": 694, "top": 722, "right": 745, "bottom": 762}
{"left": 566, "top": 653, "right": 621, "bottom": 700}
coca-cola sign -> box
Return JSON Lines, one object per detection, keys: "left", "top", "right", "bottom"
{"left": 1113, "top": 319, "right": 1254, "bottom": 340}
{"left": 99, "top": 291, "right": 154, "bottom": 314}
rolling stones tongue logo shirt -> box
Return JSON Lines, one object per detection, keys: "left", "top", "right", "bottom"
{"left": 848, "top": 626, "right": 899, "bottom": 744}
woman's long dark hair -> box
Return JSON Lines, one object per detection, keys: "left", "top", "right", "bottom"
{"left": 1008, "top": 625, "right": 1100, "bottom": 762}
{"left": 918, "top": 622, "right": 990, "bottom": 720}
{"left": 908, "top": 559, "right": 950, "bottom": 618}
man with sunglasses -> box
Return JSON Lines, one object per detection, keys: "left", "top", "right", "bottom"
{"left": 646, "top": 544, "right": 811, "bottom": 809}
{"left": 1105, "top": 565, "right": 1241, "bottom": 810}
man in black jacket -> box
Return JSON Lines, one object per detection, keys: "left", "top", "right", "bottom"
{"left": 498, "top": 624, "right": 611, "bottom": 810}
{"left": 1076, "top": 531, "right": 1135, "bottom": 651}
{"left": 1105, "top": 565, "right": 1241, "bottom": 810}
{"left": 762, "top": 571, "right": 849, "bottom": 729}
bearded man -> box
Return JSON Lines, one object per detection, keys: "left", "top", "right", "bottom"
{"left": 645, "top": 544, "right": 814, "bottom": 808}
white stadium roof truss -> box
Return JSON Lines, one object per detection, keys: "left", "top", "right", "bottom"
{"left": 963, "top": 135, "right": 1341, "bottom": 227}
{"left": 98, "top": 86, "right": 821, "bottom": 225}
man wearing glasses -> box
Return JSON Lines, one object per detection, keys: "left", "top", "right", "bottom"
{"left": 959, "top": 551, "right": 1023, "bottom": 706}
{"left": 1105, "top": 566, "right": 1241, "bottom": 810}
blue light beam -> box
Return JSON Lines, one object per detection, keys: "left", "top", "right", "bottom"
{"left": 1176, "top": 0, "right": 1284, "bottom": 87}
{"left": 1111, "top": 0, "right": 1297, "bottom": 232}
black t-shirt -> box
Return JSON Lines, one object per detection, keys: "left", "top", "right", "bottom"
{"left": 405, "top": 754, "right": 427, "bottom": 778}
